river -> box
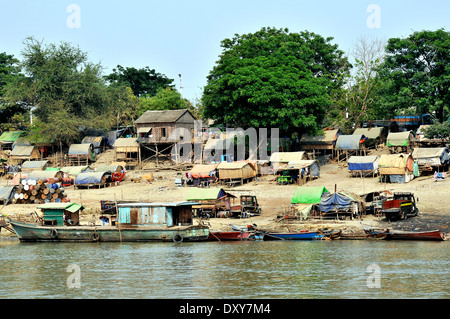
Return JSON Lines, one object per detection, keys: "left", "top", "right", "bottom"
{"left": 0, "top": 239, "right": 448, "bottom": 299}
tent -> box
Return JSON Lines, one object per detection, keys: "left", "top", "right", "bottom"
{"left": 75, "top": 171, "right": 111, "bottom": 186}
{"left": 0, "top": 186, "right": 16, "bottom": 205}
{"left": 186, "top": 187, "right": 234, "bottom": 201}
{"left": 386, "top": 131, "right": 414, "bottom": 147}
{"left": 348, "top": 155, "right": 380, "bottom": 177}
{"left": 291, "top": 186, "right": 329, "bottom": 204}
{"left": 353, "top": 127, "right": 385, "bottom": 148}
{"left": 68, "top": 143, "right": 96, "bottom": 163}
{"left": 379, "top": 153, "right": 415, "bottom": 183}
{"left": 318, "top": 191, "right": 365, "bottom": 217}
{"left": 188, "top": 164, "right": 218, "bottom": 179}
{"left": 412, "top": 147, "right": 449, "bottom": 170}
{"left": 336, "top": 135, "right": 366, "bottom": 150}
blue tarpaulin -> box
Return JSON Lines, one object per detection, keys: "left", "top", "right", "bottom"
{"left": 319, "top": 192, "right": 358, "bottom": 213}
{"left": 75, "top": 171, "right": 111, "bottom": 185}
{"left": 348, "top": 156, "right": 379, "bottom": 171}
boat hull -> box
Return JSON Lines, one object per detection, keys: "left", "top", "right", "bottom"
{"left": 207, "top": 231, "right": 250, "bottom": 241}
{"left": 386, "top": 230, "right": 446, "bottom": 241}
{"left": 262, "top": 232, "right": 323, "bottom": 241}
{"left": 9, "top": 220, "right": 209, "bottom": 242}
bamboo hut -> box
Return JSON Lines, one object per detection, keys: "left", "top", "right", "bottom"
{"left": 113, "top": 138, "right": 140, "bottom": 167}
{"left": 217, "top": 162, "right": 256, "bottom": 186}
{"left": 379, "top": 153, "right": 415, "bottom": 183}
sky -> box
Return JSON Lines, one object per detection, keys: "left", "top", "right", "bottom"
{"left": 0, "top": 0, "right": 449, "bottom": 104}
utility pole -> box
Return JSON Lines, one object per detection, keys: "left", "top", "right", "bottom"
{"left": 178, "top": 74, "right": 183, "bottom": 97}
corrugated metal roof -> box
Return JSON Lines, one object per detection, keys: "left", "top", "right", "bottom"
{"left": 117, "top": 201, "right": 197, "bottom": 207}
{"left": 10, "top": 146, "right": 37, "bottom": 157}
{"left": 113, "top": 138, "right": 139, "bottom": 147}
{"left": 0, "top": 131, "right": 25, "bottom": 143}
{"left": 134, "top": 109, "right": 192, "bottom": 124}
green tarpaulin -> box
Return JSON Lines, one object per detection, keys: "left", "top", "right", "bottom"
{"left": 291, "top": 186, "right": 329, "bottom": 204}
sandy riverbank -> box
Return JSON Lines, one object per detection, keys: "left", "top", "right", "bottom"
{"left": 1, "top": 155, "right": 449, "bottom": 238}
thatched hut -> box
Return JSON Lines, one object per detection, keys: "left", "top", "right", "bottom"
{"left": 217, "top": 162, "right": 256, "bottom": 186}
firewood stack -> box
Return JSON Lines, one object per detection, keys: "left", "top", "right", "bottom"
{"left": 12, "top": 178, "right": 69, "bottom": 204}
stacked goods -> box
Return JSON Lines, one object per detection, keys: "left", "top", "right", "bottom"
{"left": 12, "top": 178, "right": 69, "bottom": 204}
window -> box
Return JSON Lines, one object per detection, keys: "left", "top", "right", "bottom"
{"left": 161, "top": 128, "right": 167, "bottom": 137}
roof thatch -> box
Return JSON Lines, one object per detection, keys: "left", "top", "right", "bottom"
{"left": 134, "top": 109, "right": 194, "bottom": 124}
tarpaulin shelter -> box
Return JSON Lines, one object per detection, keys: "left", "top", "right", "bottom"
{"left": 21, "top": 160, "right": 48, "bottom": 173}
{"left": 74, "top": 171, "right": 112, "bottom": 187}
{"left": 318, "top": 191, "right": 366, "bottom": 218}
{"left": 379, "top": 153, "right": 415, "bottom": 183}
{"left": 68, "top": 143, "right": 96, "bottom": 165}
{"left": 412, "top": 147, "right": 449, "bottom": 172}
{"left": 275, "top": 160, "right": 320, "bottom": 185}
{"left": 25, "top": 170, "right": 64, "bottom": 183}
{"left": 187, "top": 164, "right": 218, "bottom": 186}
{"left": 336, "top": 134, "right": 367, "bottom": 162}
{"left": 81, "top": 136, "right": 110, "bottom": 154}
{"left": 0, "top": 131, "right": 25, "bottom": 150}
{"left": 290, "top": 186, "right": 329, "bottom": 219}
{"left": 348, "top": 155, "right": 380, "bottom": 177}
{"left": 353, "top": 127, "right": 385, "bottom": 148}
{"left": 0, "top": 186, "right": 16, "bottom": 205}
{"left": 386, "top": 131, "right": 414, "bottom": 153}
{"left": 291, "top": 186, "right": 329, "bottom": 204}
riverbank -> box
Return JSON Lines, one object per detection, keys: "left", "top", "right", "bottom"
{"left": 1, "top": 161, "right": 449, "bottom": 237}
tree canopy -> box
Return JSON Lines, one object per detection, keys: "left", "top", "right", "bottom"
{"left": 379, "top": 29, "right": 450, "bottom": 123}
{"left": 104, "top": 65, "right": 174, "bottom": 97}
{"left": 202, "top": 27, "right": 350, "bottom": 135}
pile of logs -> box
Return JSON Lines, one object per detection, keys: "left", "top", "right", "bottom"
{"left": 12, "top": 178, "right": 69, "bottom": 204}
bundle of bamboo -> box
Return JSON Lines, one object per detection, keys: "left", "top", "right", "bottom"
{"left": 12, "top": 178, "right": 68, "bottom": 204}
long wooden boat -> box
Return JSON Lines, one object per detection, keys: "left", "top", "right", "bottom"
{"left": 385, "top": 229, "right": 447, "bottom": 241}
{"left": 9, "top": 220, "right": 209, "bottom": 242}
{"left": 207, "top": 231, "right": 251, "bottom": 241}
{"left": 8, "top": 201, "right": 210, "bottom": 243}
{"left": 262, "top": 231, "right": 323, "bottom": 241}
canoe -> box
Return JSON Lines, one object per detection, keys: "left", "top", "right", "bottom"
{"left": 262, "top": 231, "right": 323, "bottom": 241}
{"left": 207, "top": 231, "right": 251, "bottom": 241}
{"left": 386, "top": 229, "right": 446, "bottom": 241}
{"left": 8, "top": 220, "right": 209, "bottom": 242}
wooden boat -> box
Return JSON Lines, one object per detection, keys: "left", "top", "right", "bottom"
{"left": 207, "top": 231, "right": 251, "bottom": 241}
{"left": 9, "top": 201, "right": 209, "bottom": 242}
{"left": 262, "top": 231, "right": 323, "bottom": 241}
{"left": 361, "top": 223, "right": 447, "bottom": 241}
{"left": 385, "top": 229, "right": 447, "bottom": 241}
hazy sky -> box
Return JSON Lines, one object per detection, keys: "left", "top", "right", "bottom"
{"left": 1, "top": 0, "right": 448, "bottom": 103}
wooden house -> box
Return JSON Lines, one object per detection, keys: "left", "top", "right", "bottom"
{"left": 300, "top": 128, "right": 341, "bottom": 158}
{"left": 38, "top": 202, "right": 84, "bottom": 226}
{"left": 9, "top": 146, "right": 41, "bottom": 164}
{"left": 135, "top": 109, "right": 196, "bottom": 143}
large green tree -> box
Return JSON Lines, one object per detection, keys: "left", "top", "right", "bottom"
{"left": 202, "top": 27, "right": 350, "bottom": 134}
{"left": 379, "top": 29, "right": 450, "bottom": 123}
{"left": 104, "top": 65, "right": 174, "bottom": 97}
{"left": 3, "top": 37, "right": 137, "bottom": 145}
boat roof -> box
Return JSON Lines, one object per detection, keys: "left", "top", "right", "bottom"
{"left": 117, "top": 201, "right": 200, "bottom": 207}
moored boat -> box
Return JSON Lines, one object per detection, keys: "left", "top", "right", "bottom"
{"left": 262, "top": 231, "right": 323, "bottom": 241}
{"left": 385, "top": 229, "right": 446, "bottom": 241}
{"left": 9, "top": 201, "right": 209, "bottom": 242}
{"left": 207, "top": 231, "right": 251, "bottom": 241}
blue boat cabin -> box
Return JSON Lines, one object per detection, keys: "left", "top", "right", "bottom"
{"left": 117, "top": 202, "right": 196, "bottom": 227}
